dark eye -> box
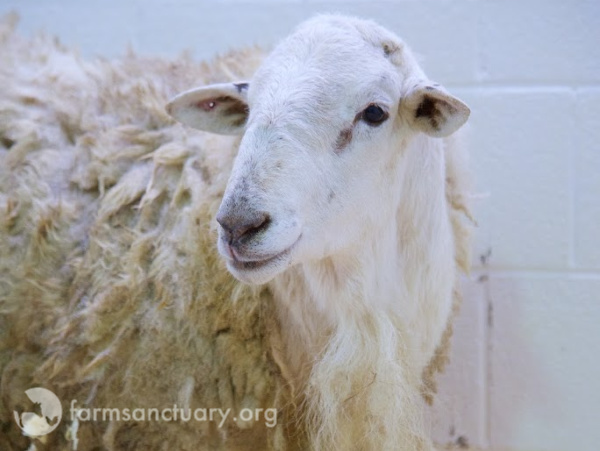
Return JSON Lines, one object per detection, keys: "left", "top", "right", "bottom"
{"left": 361, "top": 104, "right": 388, "bottom": 126}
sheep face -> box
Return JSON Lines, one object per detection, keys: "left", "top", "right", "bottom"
{"left": 167, "top": 15, "right": 469, "bottom": 284}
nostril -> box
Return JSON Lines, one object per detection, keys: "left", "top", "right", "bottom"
{"left": 241, "top": 213, "right": 270, "bottom": 238}
{"left": 237, "top": 213, "right": 270, "bottom": 242}
{"left": 217, "top": 211, "right": 271, "bottom": 243}
{"left": 216, "top": 212, "right": 234, "bottom": 235}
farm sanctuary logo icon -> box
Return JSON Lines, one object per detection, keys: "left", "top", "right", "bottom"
{"left": 13, "top": 387, "right": 63, "bottom": 438}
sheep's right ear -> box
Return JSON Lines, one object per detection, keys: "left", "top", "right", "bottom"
{"left": 166, "top": 82, "right": 249, "bottom": 135}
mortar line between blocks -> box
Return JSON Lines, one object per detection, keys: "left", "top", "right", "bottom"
{"left": 567, "top": 92, "right": 576, "bottom": 269}
{"left": 445, "top": 84, "right": 600, "bottom": 93}
{"left": 483, "top": 268, "right": 492, "bottom": 449}
{"left": 470, "top": 268, "right": 600, "bottom": 279}
{"left": 473, "top": 8, "right": 492, "bottom": 447}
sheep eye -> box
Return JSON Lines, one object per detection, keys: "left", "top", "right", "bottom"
{"left": 361, "top": 104, "right": 388, "bottom": 126}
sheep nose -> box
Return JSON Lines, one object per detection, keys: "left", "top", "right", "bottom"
{"left": 216, "top": 210, "right": 271, "bottom": 244}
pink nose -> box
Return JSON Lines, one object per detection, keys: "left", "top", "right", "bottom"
{"left": 216, "top": 210, "right": 271, "bottom": 245}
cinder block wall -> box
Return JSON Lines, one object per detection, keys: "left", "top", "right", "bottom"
{"left": 2, "top": 1, "right": 598, "bottom": 450}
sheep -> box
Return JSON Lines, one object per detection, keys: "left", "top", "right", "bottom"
{"left": 0, "top": 12, "right": 471, "bottom": 451}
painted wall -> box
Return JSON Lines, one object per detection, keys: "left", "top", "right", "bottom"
{"left": 1, "top": 1, "right": 598, "bottom": 450}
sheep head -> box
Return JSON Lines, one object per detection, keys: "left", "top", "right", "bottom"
{"left": 167, "top": 15, "right": 470, "bottom": 285}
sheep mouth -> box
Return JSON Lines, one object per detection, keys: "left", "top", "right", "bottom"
{"left": 228, "top": 235, "right": 301, "bottom": 273}
{"left": 229, "top": 250, "right": 288, "bottom": 271}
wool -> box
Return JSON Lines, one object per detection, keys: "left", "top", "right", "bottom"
{"left": 0, "top": 13, "right": 288, "bottom": 451}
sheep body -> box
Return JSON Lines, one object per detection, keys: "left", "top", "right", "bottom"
{"left": 0, "top": 14, "right": 471, "bottom": 451}
{"left": 0, "top": 15, "right": 288, "bottom": 451}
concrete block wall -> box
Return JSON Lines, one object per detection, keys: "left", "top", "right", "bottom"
{"left": 1, "top": 1, "right": 598, "bottom": 450}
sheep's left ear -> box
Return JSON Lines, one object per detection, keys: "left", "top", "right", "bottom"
{"left": 166, "top": 82, "right": 250, "bottom": 135}
{"left": 402, "top": 82, "right": 470, "bottom": 138}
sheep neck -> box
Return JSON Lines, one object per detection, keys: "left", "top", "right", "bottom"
{"left": 268, "top": 134, "right": 455, "bottom": 383}
{"left": 266, "top": 135, "right": 455, "bottom": 451}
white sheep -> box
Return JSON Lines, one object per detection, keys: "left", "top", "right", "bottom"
{"left": 0, "top": 13, "right": 471, "bottom": 451}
